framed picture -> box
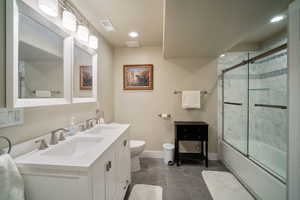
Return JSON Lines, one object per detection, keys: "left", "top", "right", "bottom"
{"left": 123, "top": 64, "right": 153, "bottom": 90}
{"left": 80, "top": 65, "right": 93, "bottom": 90}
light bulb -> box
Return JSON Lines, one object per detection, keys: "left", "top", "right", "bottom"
{"left": 89, "top": 35, "right": 98, "bottom": 49}
{"left": 63, "top": 10, "right": 77, "bottom": 32}
{"left": 77, "top": 25, "right": 89, "bottom": 42}
{"left": 38, "top": 0, "right": 58, "bottom": 17}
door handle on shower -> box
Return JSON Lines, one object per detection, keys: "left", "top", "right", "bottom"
{"left": 224, "top": 102, "right": 243, "bottom": 106}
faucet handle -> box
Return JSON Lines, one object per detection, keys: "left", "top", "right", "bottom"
{"left": 89, "top": 120, "right": 94, "bottom": 128}
{"left": 50, "top": 132, "right": 58, "bottom": 145}
{"left": 35, "top": 139, "right": 48, "bottom": 150}
{"left": 58, "top": 131, "right": 66, "bottom": 141}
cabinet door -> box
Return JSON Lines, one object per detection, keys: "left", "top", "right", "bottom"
{"left": 91, "top": 154, "right": 107, "bottom": 200}
{"left": 115, "top": 133, "right": 131, "bottom": 200}
{"left": 92, "top": 149, "right": 116, "bottom": 200}
{"left": 104, "top": 149, "right": 116, "bottom": 200}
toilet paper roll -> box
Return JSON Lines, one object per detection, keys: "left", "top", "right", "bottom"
{"left": 161, "top": 113, "right": 170, "bottom": 119}
{"left": 161, "top": 113, "right": 167, "bottom": 118}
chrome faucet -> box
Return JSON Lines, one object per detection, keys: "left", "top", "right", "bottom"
{"left": 50, "top": 128, "right": 69, "bottom": 145}
{"left": 35, "top": 139, "right": 48, "bottom": 150}
{"left": 85, "top": 118, "right": 95, "bottom": 129}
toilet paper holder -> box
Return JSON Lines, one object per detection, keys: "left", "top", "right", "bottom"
{"left": 158, "top": 113, "right": 171, "bottom": 119}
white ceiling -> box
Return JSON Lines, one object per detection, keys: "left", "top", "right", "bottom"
{"left": 70, "top": 0, "right": 291, "bottom": 57}
{"left": 163, "top": 0, "right": 291, "bottom": 58}
{"left": 70, "top": 0, "right": 163, "bottom": 47}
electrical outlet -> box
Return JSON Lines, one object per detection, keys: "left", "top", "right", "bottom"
{"left": 0, "top": 108, "right": 24, "bottom": 128}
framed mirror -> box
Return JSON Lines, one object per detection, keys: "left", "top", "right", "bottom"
{"left": 72, "top": 40, "right": 97, "bottom": 103}
{"left": 6, "top": 0, "right": 72, "bottom": 108}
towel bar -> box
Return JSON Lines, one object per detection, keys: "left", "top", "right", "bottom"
{"left": 0, "top": 136, "right": 12, "bottom": 155}
{"left": 174, "top": 90, "right": 208, "bottom": 95}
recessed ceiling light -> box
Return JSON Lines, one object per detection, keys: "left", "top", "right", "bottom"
{"left": 270, "top": 15, "right": 285, "bottom": 23}
{"left": 220, "top": 54, "right": 225, "bottom": 58}
{"left": 129, "top": 32, "right": 139, "bottom": 38}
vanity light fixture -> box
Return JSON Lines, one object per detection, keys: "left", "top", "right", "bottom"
{"left": 270, "top": 15, "right": 285, "bottom": 23}
{"left": 62, "top": 10, "right": 77, "bottom": 32}
{"left": 78, "top": 25, "right": 89, "bottom": 42}
{"left": 89, "top": 35, "right": 98, "bottom": 49}
{"left": 128, "top": 31, "right": 139, "bottom": 38}
{"left": 38, "top": 0, "right": 58, "bottom": 17}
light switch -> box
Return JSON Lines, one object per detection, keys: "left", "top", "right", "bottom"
{"left": 0, "top": 111, "right": 8, "bottom": 125}
{"left": 0, "top": 108, "right": 24, "bottom": 128}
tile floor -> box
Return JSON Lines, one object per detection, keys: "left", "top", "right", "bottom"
{"left": 125, "top": 158, "right": 228, "bottom": 200}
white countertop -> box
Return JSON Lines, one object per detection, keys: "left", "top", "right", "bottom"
{"left": 15, "top": 124, "right": 130, "bottom": 172}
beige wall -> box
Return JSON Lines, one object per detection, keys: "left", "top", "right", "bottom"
{"left": 0, "top": 0, "right": 114, "bottom": 145}
{"left": 99, "top": 36, "right": 115, "bottom": 122}
{"left": 0, "top": 0, "right": 5, "bottom": 108}
{"left": 113, "top": 47, "right": 218, "bottom": 153}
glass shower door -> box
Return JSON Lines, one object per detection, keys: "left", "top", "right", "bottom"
{"left": 248, "top": 48, "right": 288, "bottom": 181}
{"left": 223, "top": 64, "right": 248, "bottom": 154}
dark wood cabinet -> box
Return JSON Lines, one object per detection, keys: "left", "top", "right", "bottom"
{"left": 174, "top": 121, "right": 209, "bottom": 167}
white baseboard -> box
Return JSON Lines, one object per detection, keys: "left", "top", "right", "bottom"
{"left": 208, "top": 152, "right": 219, "bottom": 161}
{"left": 141, "top": 151, "right": 219, "bottom": 160}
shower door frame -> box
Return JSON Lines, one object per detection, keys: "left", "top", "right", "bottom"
{"left": 221, "top": 43, "right": 288, "bottom": 184}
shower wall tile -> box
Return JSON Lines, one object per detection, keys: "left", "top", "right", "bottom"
{"left": 218, "top": 40, "right": 287, "bottom": 159}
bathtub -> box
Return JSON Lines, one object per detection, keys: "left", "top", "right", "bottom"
{"left": 221, "top": 139, "right": 287, "bottom": 200}
{"left": 249, "top": 140, "right": 286, "bottom": 180}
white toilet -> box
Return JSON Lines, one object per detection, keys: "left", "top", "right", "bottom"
{"left": 130, "top": 140, "right": 146, "bottom": 172}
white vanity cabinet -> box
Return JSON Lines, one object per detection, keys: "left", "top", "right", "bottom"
{"left": 19, "top": 127, "right": 131, "bottom": 200}
{"left": 115, "top": 134, "right": 131, "bottom": 200}
{"left": 91, "top": 147, "right": 115, "bottom": 200}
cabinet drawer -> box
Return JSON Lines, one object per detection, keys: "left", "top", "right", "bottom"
{"left": 177, "top": 125, "right": 208, "bottom": 140}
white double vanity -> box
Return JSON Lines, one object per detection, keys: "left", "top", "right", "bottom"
{"left": 4, "top": 1, "right": 132, "bottom": 200}
{"left": 15, "top": 124, "right": 131, "bottom": 200}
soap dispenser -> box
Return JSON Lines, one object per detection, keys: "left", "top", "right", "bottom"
{"left": 68, "top": 117, "right": 77, "bottom": 136}
{"left": 96, "top": 104, "right": 105, "bottom": 124}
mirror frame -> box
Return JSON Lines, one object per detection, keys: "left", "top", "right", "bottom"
{"left": 6, "top": 0, "right": 72, "bottom": 108}
{"left": 72, "top": 40, "right": 98, "bottom": 104}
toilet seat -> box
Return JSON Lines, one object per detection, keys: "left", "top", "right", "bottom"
{"left": 130, "top": 140, "right": 146, "bottom": 149}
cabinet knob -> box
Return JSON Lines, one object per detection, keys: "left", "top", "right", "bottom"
{"left": 108, "top": 161, "right": 112, "bottom": 169}
{"left": 106, "top": 163, "right": 110, "bottom": 171}
{"left": 106, "top": 161, "right": 112, "bottom": 171}
{"left": 123, "top": 140, "right": 127, "bottom": 147}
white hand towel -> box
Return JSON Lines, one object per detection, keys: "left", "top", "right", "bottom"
{"left": 0, "top": 154, "right": 24, "bottom": 200}
{"left": 182, "top": 90, "right": 201, "bottom": 109}
{"left": 35, "top": 90, "right": 51, "bottom": 98}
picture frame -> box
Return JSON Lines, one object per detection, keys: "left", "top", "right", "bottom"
{"left": 80, "top": 65, "right": 93, "bottom": 90}
{"left": 123, "top": 64, "right": 153, "bottom": 90}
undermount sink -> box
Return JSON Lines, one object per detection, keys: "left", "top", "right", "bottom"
{"left": 41, "top": 136, "right": 103, "bottom": 158}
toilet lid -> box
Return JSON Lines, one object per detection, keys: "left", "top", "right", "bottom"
{"left": 130, "top": 140, "right": 145, "bottom": 148}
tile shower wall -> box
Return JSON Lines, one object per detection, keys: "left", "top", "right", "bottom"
{"left": 218, "top": 52, "right": 249, "bottom": 152}
{"left": 248, "top": 39, "right": 287, "bottom": 179}
{"left": 218, "top": 38, "right": 288, "bottom": 180}
{"left": 223, "top": 64, "right": 248, "bottom": 153}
